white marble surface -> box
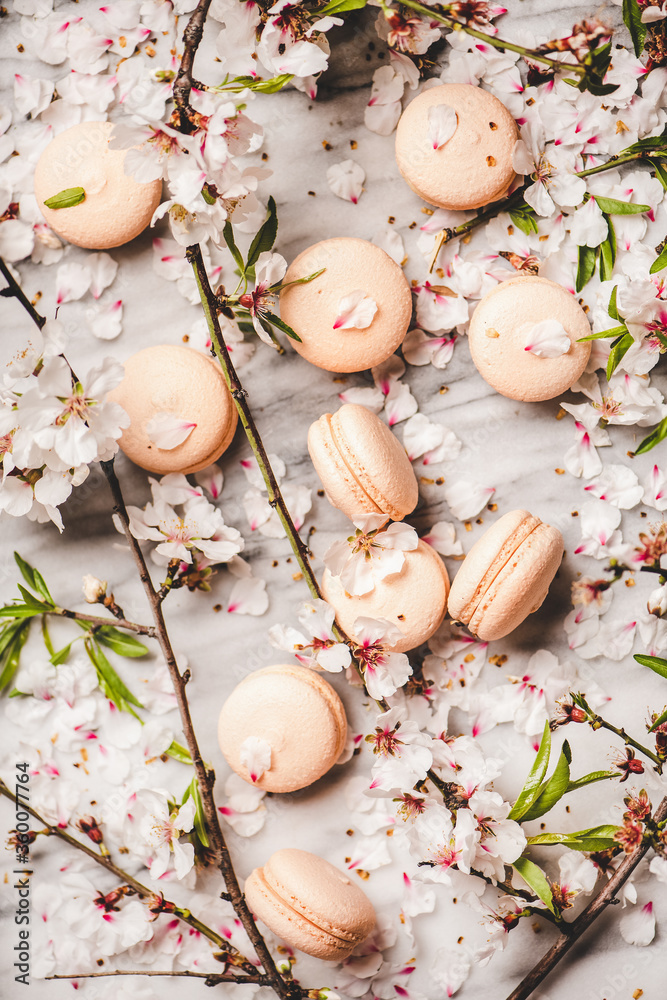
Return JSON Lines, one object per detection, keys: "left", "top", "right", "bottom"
{"left": 1, "top": 1, "right": 666, "bottom": 999}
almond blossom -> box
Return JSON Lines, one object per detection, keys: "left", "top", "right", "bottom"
{"left": 327, "top": 159, "right": 365, "bottom": 203}
{"left": 407, "top": 804, "right": 480, "bottom": 882}
{"left": 237, "top": 250, "right": 288, "bottom": 346}
{"left": 138, "top": 788, "right": 196, "bottom": 880}
{"left": 366, "top": 706, "right": 433, "bottom": 791}
{"left": 268, "top": 598, "right": 351, "bottom": 672}
{"left": 352, "top": 617, "right": 412, "bottom": 700}
{"left": 323, "top": 515, "right": 419, "bottom": 597}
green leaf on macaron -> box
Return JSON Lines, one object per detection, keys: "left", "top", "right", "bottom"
{"left": 43, "top": 187, "right": 86, "bottom": 210}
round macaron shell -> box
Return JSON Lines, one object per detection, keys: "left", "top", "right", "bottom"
{"left": 279, "top": 238, "right": 413, "bottom": 373}
{"left": 395, "top": 84, "right": 518, "bottom": 211}
{"left": 308, "top": 404, "right": 418, "bottom": 521}
{"left": 244, "top": 849, "right": 376, "bottom": 960}
{"left": 107, "top": 345, "right": 238, "bottom": 475}
{"left": 467, "top": 275, "right": 592, "bottom": 402}
{"left": 217, "top": 665, "right": 347, "bottom": 793}
{"left": 34, "top": 121, "right": 162, "bottom": 250}
{"left": 467, "top": 522, "right": 564, "bottom": 641}
{"left": 322, "top": 540, "right": 449, "bottom": 653}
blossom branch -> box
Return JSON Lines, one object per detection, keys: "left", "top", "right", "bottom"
{"left": 47, "top": 606, "right": 157, "bottom": 638}
{"left": 101, "top": 459, "right": 298, "bottom": 1000}
{"left": 172, "top": 0, "right": 212, "bottom": 130}
{"left": 570, "top": 694, "right": 664, "bottom": 773}
{"left": 46, "top": 970, "right": 270, "bottom": 985}
{"left": 0, "top": 256, "right": 46, "bottom": 330}
{"left": 0, "top": 778, "right": 242, "bottom": 956}
{"left": 505, "top": 795, "right": 667, "bottom": 1000}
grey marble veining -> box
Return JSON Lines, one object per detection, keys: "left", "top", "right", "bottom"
{"left": 0, "top": 2, "right": 665, "bottom": 999}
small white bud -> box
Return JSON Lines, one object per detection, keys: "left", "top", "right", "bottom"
{"left": 82, "top": 574, "right": 107, "bottom": 604}
{"left": 648, "top": 584, "right": 667, "bottom": 618}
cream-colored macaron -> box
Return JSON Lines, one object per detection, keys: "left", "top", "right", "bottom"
{"left": 322, "top": 540, "right": 449, "bottom": 653}
{"left": 467, "top": 275, "right": 592, "bottom": 402}
{"left": 217, "top": 665, "right": 347, "bottom": 793}
{"left": 34, "top": 121, "right": 162, "bottom": 249}
{"left": 245, "top": 849, "right": 376, "bottom": 960}
{"left": 308, "top": 403, "right": 418, "bottom": 523}
{"left": 395, "top": 83, "right": 518, "bottom": 211}
{"left": 279, "top": 238, "right": 412, "bottom": 373}
{"left": 107, "top": 345, "right": 237, "bottom": 475}
{"left": 447, "top": 509, "right": 564, "bottom": 641}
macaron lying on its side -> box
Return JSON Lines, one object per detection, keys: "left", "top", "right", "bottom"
{"left": 395, "top": 83, "right": 518, "bottom": 211}
{"left": 279, "top": 238, "right": 412, "bottom": 373}
{"left": 447, "top": 509, "right": 564, "bottom": 642}
{"left": 467, "top": 275, "right": 592, "bottom": 402}
{"left": 34, "top": 121, "right": 162, "bottom": 250}
{"left": 244, "top": 848, "right": 376, "bottom": 960}
{"left": 217, "top": 665, "right": 347, "bottom": 793}
{"left": 308, "top": 403, "right": 418, "bottom": 522}
{"left": 107, "top": 345, "right": 238, "bottom": 475}
{"left": 322, "top": 540, "right": 449, "bottom": 653}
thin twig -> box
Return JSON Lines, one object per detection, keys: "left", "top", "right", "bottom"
{"left": 0, "top": 257, "right": 46, "bottom": 329}
{"left": 0, "top": 779, "right": 237, "bottom": 954}
{"left": 591, "top": 715, "right": 663, "bottom": 773}
{"left": 172, "top": 0, "right": 212, "bottom": 130}
{"left": 101, "top": 460, "right": 297, "bottom": 999}
{"left": 504, "top": 796, "right": 667, "bottom": 1000}
{"left": 49, "top": 606, "right": 157, "bottom": 638}
{"left": 47, "top": 970, "right": 268, "bottom": 985}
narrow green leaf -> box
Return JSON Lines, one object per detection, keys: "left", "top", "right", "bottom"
{"left": 623, "top": 0, "right": 647, "bottom": 57}
{"left": 565, "top": 770, "right": 616, "bottom": 793}
{"left": 577, "top": 324, "right": 628, "bottom": 342}
{"left": 41, "top": 616, "right": 55, "bottom": 658}
{"left": 166, "top": 741, "right": 193, "bottom": 764}
{"left": 599, "top": 216, "right": 616, "bottom": 282}
{"left": 44, "top": 186, "right": 86, "bottom": 210}
{"left": 183, "top": 778, "right": 209, "bottom": 848}
{"left": 0, "top": 605, "right": 43, "bottom": 620}
{"left": 512, "top": 857, "right": 555, "bottom": 914}
{"left": 650, "top": 244, "right": 667, "bottom": 275}
{"left": 223, "top": 221, "right": 245, "bottom": 274}
{"left": 508, "top": 720, "right": 551, "bottom": 821}
{"left": 654, "top": 160, "right": 667, "bottom": 192}
{"left": 521, "top": 741, "right": 572, "bottom": 822}
{"left": 51, "top": 642, "right": 74, "bottom": 666}
{"left": 635, "top": 416, "right": 667, "bottom": 455}
{"left": 0, "top": 622, "right": 30, "bottom": 692}
{"left": 264, "top": 310, "right": 302, "bottom": 342}
{"left": 318, "top": 0, "right": 367, "bottom": 12}
{"left": 634, "top": 653, "right": 667, "bottom": 679}
{"left": 86, "top": 641, "right": 144, "bottom": 717}
{"left": 17, "top": 585, "right": 51, "bottom": 611}
{"left": 606, "top": 331, "right": 634, "bottom": 380}
{"left": 509, "top": 208, "right": 538, "bottom": 236}
{"left": 276, "top": 267, "right": 326, "bottom": 290}
{"left": 95, "top": 626, "right": 148, "bottom": 658}
{"left": 14, "top": 552, "right": 36, "bottom": 592}
{"left": 246, "top": 196, "right": 277, "bottom": 268}
{"left": 649, "top": 707, "right": 667, "bottom": 733}
{"left": 608, "top": 284, "right": 620, "bottom": 320}
{"left": 576, "top": 245, "right": 597, "bottom": 293}
{"left": 527, "top": 824, "right": 621, "bottom": 847}
{"left": 594, "top": 196, "right": 650, "bottom": 216}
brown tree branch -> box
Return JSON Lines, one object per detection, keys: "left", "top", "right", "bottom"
{"left": 0, "top": 779, "right": 238, "bottom": 955}
{"left": 47, "top": 970, "right": 269, "bottom": 985}
{"left": 48, "top": 606, "right": 157, "bottom": 638}
{"left": 0, "top": 256, "right": 46, "bottom": 329}
{"left": 505, "top": 795, "right": 667, "bottom": 1000}
{"left": 100, "top": 459, "right": 298, "bottom": 1000}
{"left": 172, "top": 0, "right": 212, "bottom": 130}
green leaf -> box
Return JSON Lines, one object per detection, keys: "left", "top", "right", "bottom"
{"left": 594, "top": 196, "right": 650, "bottom": 216}
{"left": 0, "top": 621, "right": 30, "bottom": 692}
{"left": 608, "top": 284, "right": 620, "bottom": 320}
{"left": 17, "top": 585, "right": 51, "bottom": 611}
{"left": 276, "top": 267, "right": 326, "bottom": 290}
{"left": 166, "top": 741, "right": 193, "bottom": 764}
{"left": 183, "top": 778, "right": 209, "bottom": 848}
{"left": 201, "top": 185, "right": 216, "bottom": 205}
{"left": 222, "top": 221, "right": 245, "bottom": 274}
{"left": 43, "top": 186, "right": 86, "bottom": 210}
{"left": 634, "top": 653, "right": 667, "bottom": 679}
{"left": 86, "top": 640, "right": 144, "bottom": 717}
{"left": 512, "top": 857, "right": 555, "bottom": 914}
{"left": 51, "top": 641, "right": 74, "bottom": 666}
{"left": 654, "top": 160, "right": 667, "bottom": 192}
{"left": 41, "top": 616, "right": 55, "bottom": 658}
{"left": 527, "top": 824, "right": 621, "bottom": 850}
{"left": 635, "top": 416, "right": 667, "bottom": 455}
{"left": 95, "top": 626, "right": 148, "bottom": 658}
{"left": 246, "top": 196, "right": 277, "bottom": 268}
{"left": 649, "top": 707, "right": 667, "bottom": 733}
{"left": 509, "top": 208, "right": 538, "bottom": 236}
{"left": 318, "top": 0, "right": 367, "bottom": 13}
{"left": 599, "top": 215, "right": 616, "bottom": 282}
{"left": 218, "top": 73, "right": 293, "bottom": 95}
{"left": 623, "top": 0, "right": 647, "bottom": 57}
{"left": 576, "top": 245, "right": 597, "bottom": 293}
{"left": 606, "top": 331, "right": 634, "bottom": 379}
{"left": 509, "top": 720, "right": 551, "bottom": 821}
{"left": 0, "top": 605, "right": 44, "bottom": 620}
{"left": 263, "top": 310, "right": 302, "bottom": 342}
{"left": 577, "top": 324, "right": 628, "bottom": 342}
{"left": 650, "top": 243, "right": 667, "bottom": 275}
{"left": 521, "top": 741, "right": 572, "bottom": 822}
{"left": 565, "top": 770, "right": 616, "bottom": 793}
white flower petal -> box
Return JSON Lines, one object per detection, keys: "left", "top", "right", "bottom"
{"left": 145, "top": 412, "right": 197, "bottom": 450}
{"left": 523, "top": 318, "right": 572, "bottom": 358}
{"left": 326, "top": 159, "right": 365, "bottom": 203}
{"left": 427, "top": 103, "right": 458, "bottom": 150}
{"left": 239, "top": 735, "right": 272, "bottom": 783}
{"left": 620, "top": 902, "right": 655, "bottom": 946}
{"left": 333, "top": 289, "right": 378, "bottom": 330}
